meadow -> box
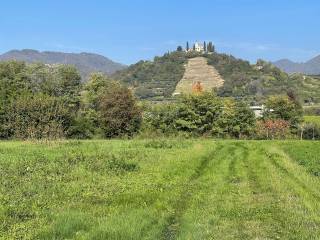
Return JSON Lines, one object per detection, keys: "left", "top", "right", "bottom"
{"left": 304, "top": 115, "right": 320, "bottom": 127}
{"left": 1, "top": 139, "right": 320, "bottom": 239}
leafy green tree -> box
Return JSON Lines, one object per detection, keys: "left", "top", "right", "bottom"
{"left": 71, "top": 73, "right": 111, "bottom": 138}
{"left": 54, "top": 65, "right": 82, "bottom": 108}
{"left": 232, "top": 101, "right": 256, "bottom": 138}
{"left": 144, "top": 103, "right": 178, "bottom": 134}
{"left": 0, "top": 61, "right": 32, "bottom": 138}
{"left": 218, "top": 99, "right": 256, "bottom": 138}
{"left": 98, "top": 82, "right": 142, "bottom": 138}
{"left": 175, "top": 93, "right": 223, "bottom": 135}
{"left": 263, "top": 95, "right": 303, "bottom": 129}
{"left": 6, "top": 94, "right": 69, "bottom": 139}
{"left": 83, "top": 73, "right": 109, "bottom": 109}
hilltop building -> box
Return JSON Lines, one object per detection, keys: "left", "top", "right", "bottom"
{"left": 194, "top": 42, "right": 204, "bottom": 52}
{"left": 185, "top": 41, "right": 215, "bottom": 54}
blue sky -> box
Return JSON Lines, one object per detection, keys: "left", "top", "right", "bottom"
{"left": 1, "top": 0, "right": 319, "bottom": 64}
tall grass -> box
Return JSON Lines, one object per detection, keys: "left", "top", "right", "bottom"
{"left": 1, "top": 139, "right": 320, "bottom": 239}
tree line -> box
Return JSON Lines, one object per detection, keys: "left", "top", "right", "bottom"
{"left": 1, "top": 60, "right": 317, "bottom": 140}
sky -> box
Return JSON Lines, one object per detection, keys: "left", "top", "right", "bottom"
{"left": 1, "top": 0, "right": 320, "bottom": 65}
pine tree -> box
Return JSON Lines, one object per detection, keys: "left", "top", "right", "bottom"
{"left": 204, "top": 41, "right": 207, "bottom": 52}
{"left": 210, "top": 42, "right": 215, "bottom": 52}
{"left": 177, "top": 46, "right": 183, "bottom": 52}
{"left": 207, "top": 42, "right": 214, "bottom": 52}
{"left": 186, "top": 42, "right": 189, "bottom": 51}
{"left": 193, "top": 44, "right": 196, "bottom": 51}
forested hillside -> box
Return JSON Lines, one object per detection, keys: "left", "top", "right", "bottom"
{"left": 113, "top": 51, "right": 320, "bottom": 103}
{"left": 112, "top": 51, "right": 189, "bottom": 100}
{"left": 0, "top": 49, "right": 126, "bottom": 80}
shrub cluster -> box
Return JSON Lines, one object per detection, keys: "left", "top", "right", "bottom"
{"left": 0, "top": 62, "right": 141, "bottom": 140}
{"left": 144, "top": 92, "right": 256, "bottom": 138}
{"left": 0, "top": 60, "right": 306, "bottom": 140}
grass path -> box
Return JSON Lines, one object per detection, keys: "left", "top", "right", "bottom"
{"left": 169, "top": 141, "right": 320, "bottom": 239}
{"left": 1, "top": 140, "right": 320, "bottom": 239}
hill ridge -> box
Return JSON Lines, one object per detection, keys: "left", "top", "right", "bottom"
{"left": 0, "top": 49, "right": 127, "bottom": 80}
{"left": 273, "top": 55, "right": 320, "bottom": 75}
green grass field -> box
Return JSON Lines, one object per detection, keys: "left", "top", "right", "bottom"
{"left": 304, "top": 115, "right": 320, "bottom": 127}
{"left": 1, "top": 139, "right": 320, "bottom": 239}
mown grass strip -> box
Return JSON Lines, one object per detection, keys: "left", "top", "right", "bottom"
{"left": 161, "top": 145, "right": 221, "bottom": 240}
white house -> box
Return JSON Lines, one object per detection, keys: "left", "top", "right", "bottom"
{"left": 194, "top": 42, "right": 204, "bottom": 52}
{"left": 186, "top": 41, "right": 205, "bottom": 53}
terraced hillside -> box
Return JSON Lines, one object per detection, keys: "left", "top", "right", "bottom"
{"left": 1, "top": 140, "right": 320, "bottom": 239}
{"left": 290, "top": 74, "right": 320, "bottom": 103}
{"left": 174, "top": 57, "right": 224, "bottom": 95}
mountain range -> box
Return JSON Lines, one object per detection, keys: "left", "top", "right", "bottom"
{"left": 0, "top": 49, "right": 126, "bottom": 80}
{"left": 273, "top": 55, "right": 320, "bottom": 75}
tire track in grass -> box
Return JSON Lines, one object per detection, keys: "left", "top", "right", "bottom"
{"left": 161, "top": 144, "right": 228, "bottom": 240}
{"left": 266, "top": 150, "right": 320, "bottom": 202}
{"left": 262, "top": 146, "right": 320, "bottom": 237}
{"left": 243, "top": 144, "right": 289, "bottom": 238}
{"left": 204, "top": 143, "right": 248, "bottom": 239}
{"left": 226, "top": 142, "right": 250, "bottom": 238}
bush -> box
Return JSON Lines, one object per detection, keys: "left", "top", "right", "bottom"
{"left": 6, "top": 94, "right": 70, "bottom": 139}
{"left": 144, "top": 93, "right": 256, "bottom": 138}
{"left": 218, "top": 99, "right": 256, "bottom": 138}
{"left": 300, "top": 123, "right": 320, "bottom": 140}
{"left": 263, "top": 95, "right": 303, "bottom": 130}
{"left": 98, "top": 82, "right": 142, "bottom": 138}
{"left": 256, "top": 119, "right": 290, "bottom": 139}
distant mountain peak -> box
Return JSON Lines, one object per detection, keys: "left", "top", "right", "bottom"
{"left": 273, "top": 55, "right": 320, "bottom": 75}
{"left": 0, "top": 49, "right": 127, "bottom": 80}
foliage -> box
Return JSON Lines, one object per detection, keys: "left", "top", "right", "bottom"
{"left": 111, "top": 50, "right": 320, "bottom": 103}
{"left": 143, "top": 103, "right": 178, "bottom": 135}
{"left": 256, "top": 119, "right": 290, "bottom": 139}
{"left": 98, "top": 82, "right": 142, "bottom": 138}
{"left": 300, "top": 116, "right": 320, "bottom": 140}
{"left": 175, "top": 93, "right": 223, "bottom": 135}
{"left": 112, "top": 51, "right": 189, "bottom": 99}
{"left": 218, "top": 99, "right": 256, "bottom": 138}
{"left": 263, "top": 95, "right": 303, "bottom": 129}
{"left": 144, "top": 93, "right": 256, "bottom": 137}
{"left": 5, "top": 94, "right": 70, "bottom": 139}
{"left": 0, "top": 61, "right": 82, "bottom": 139}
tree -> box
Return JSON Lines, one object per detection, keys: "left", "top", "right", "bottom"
{"left": 6, "top": 94, "right": 69, "bottom": 139}
{"left": 175, "top": 92, "right": 223, "bottom": 135}
{"left": 193, "top": 44, "right": 196, "bottom": 51}
{"left": 257, "top": 119, "right": 290, "bottom": 139}
{"left": 98, "top": 82, "right": 142, "bottom": 138}
{"left": 192, "top": 81, "right": 203, "bottom": 93}
{"left": 177, "top": 46, "right": 183, "bottom": 52}
{"left": 204, "top": 41, "right": 207, "bottom": 52}
{"left": 232, "top": 101, "right": 256, "bottom": 138}
{"left": 218, "top": 99, "right": 256, "bottom": 138}
{"left": 263, "top": 95, "right": 303, "bottom": 129}
{"left": 207, "top": 42, "right": 215, "bottom": 53}
{"left": 0, "top": 61, "right": 32, "bottom": 138}
{"left": 54, "top": 65, "right": 82, "bottom": 108}
{"left": 83, "top": 73, "right": 109, "bottom": 109}
{"left": 186, "top": 42, "right": 189, "bottom": 51}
